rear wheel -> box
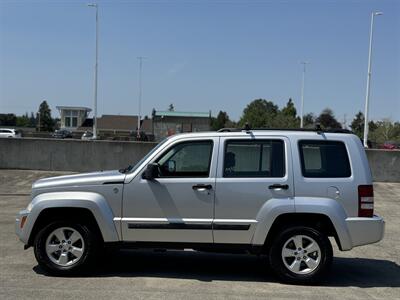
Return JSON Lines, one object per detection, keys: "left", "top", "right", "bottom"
{"left": 34, "top": 221, "right": 100, "bottom": 275}
{"left": 268, "top": 226, "right": 332, "bottom": 284}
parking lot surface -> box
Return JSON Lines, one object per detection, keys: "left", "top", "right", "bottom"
{"left": 1, "top": 170, "right": 399, "bottom": 299}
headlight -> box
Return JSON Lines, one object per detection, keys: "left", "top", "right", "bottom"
{"left": 26, "top": 202, "right": 34, "bottom": 212}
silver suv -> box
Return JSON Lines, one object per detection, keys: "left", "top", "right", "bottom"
{"left": 15, "top": 128, "right": 385, "bottom": 283}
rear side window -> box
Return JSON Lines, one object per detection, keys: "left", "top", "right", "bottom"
{"left": 223, "top": 140, "right": 285, "bottom": 178}
{"left": 299, "top": 140, "right": 351, "bottom": 178}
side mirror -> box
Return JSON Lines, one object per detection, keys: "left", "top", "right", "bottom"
{"left": 142, "top": 163, "right": 160, "bottom": 180}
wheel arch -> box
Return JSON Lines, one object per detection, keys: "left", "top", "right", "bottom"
{"left": 28, "top": 207, "right": 103, "bottom": 246}
{"left": 262, "top": 213, "right": 342, "bottom": 251}
{"left": 25, "top": 191, "right": 120, "bottom": 247}
{"left": 252, "top": 197, "right": 353, "bottom": 251}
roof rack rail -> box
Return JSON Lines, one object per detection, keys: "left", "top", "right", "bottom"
{"left": 217, "top": 126, "right": 353, "bottom": 134}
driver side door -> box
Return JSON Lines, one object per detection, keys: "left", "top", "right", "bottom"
{"left": 121, "top": 137, "right": 218, "bottom": 243}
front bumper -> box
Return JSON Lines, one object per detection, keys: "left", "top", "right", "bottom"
{"left": 346, "top": 215, "right": 385, "bottom": 248}
{"left": 15, "top": 209, "right": 31, "bottom": 245}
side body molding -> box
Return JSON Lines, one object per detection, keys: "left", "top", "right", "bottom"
{"left": 27, "top": 191, "right": 119, "bottom": 242}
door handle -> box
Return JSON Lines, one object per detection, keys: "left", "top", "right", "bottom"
{"left": 192, "top": 184, "right": 212, "bottom": 191}
{"left": 268, "top": 184, "right": 289, "bottom": 190}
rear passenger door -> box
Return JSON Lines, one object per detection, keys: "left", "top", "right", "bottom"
{"left": 293, "top": 138, "right": 357, "bottom": 217}
{"left": 214, "top": 136, "right": 294, "bottom": 244}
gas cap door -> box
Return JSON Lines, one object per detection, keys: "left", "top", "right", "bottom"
{"left": 327, "top": 186, "right": 340, "bottom": 200}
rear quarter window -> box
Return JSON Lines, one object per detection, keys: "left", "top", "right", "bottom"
{"left": 298, "top": 140, "right": 351, "bottom": 178}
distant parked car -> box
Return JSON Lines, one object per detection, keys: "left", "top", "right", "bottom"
{"left": 52, "top": 129, "right": 72, "bottom": 139}
{"left": 81, "top": 131, "right": 94, "bottom": 140}
{"left": 382, "top": 141, "right": 398, "bottom": 150}
{"left": 0, "top": 128, "right": 21, "bottom": 138}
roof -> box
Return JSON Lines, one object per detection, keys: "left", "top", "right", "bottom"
{"left": 56, "top": 106, "right": 92, "bottom": 112}
{"left": 97, "top": 115, "right": 138, "bottom": 131}
{"left": 153, "top": 111, "right": 210, "bottom": 118}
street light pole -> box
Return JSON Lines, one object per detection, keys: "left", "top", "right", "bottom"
{"left": 300, "top": 61, "right": 309, "bottom": 128}
{"left": 88, "top": 3, "right": 99, "bottom": 139}
{"left": 137, "top": 56, "right": 146, "bottom": 139}
{"left": 363, "top": 11, "right": 382, "bottom": 148}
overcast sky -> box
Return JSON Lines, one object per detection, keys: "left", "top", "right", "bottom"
{"left": 0, "top": 0, "right": 399, "bottom": 123}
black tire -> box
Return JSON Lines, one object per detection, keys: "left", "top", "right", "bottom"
{"left": 268, "top": 226, "right": 333, "bottom": 284}
{"left": 33, "top": 221, "right": 100, "bottom": 276}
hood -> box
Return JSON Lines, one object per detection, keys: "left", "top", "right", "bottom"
{"left": 32, "top": 170, "right": 126, "bottom": 190}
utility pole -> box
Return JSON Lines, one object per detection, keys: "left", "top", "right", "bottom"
{"left": 300, "top": 61, "right": 309, "bottom": 128}
{"left": 363, "top": 11, "right": 383, "bottom": 148}
{"left": 88, "top": 3, "right": 99, "bottom": 139}
{"left": 37, "top": 111, "right": 41, "bottom": 132}
{"left": 137, "top": 56, "right": 146, "bottom": 139}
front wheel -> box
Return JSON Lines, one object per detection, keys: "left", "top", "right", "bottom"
{"left": 268, "top": 226, "right": 333, "bottom": 284}
{"left": 34, "top": 221, "right": 100, "bottom": 275}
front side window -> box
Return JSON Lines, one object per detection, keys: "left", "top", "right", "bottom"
{"left": 299, "top": 140, "right": 351, "bottom": 178}
{"left": 223, "top": 140, "right": 285, "bottom": 178}
{"left": 156, "top": 140, "right": 213, "bottom": 177}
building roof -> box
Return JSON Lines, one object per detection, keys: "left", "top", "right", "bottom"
{"left": 97, "top": 115, "right": 138, "bottom": 131}
{"left": 56, "top": 106, "right": 92, "bottom": 112}
{"left": 153, "top": 111, "right": 210, "bottom": 118}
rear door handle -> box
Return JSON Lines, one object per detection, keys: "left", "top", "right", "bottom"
{"left": 192, "top": 184, "right": 212, "bottom": 191}
{"left": 268, "top": 184, "right": 289, "bottom": 190}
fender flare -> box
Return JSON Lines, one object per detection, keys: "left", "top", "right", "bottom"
{"left": 252, "top": 197, "right": 353, "bottom": 251}
{"left": 25, "top": 191, "right": 119, "bottom": 243}
{"left": 294, "top": 197, "right": 352, "bottom": 250}
{"left": 252, "top": 198, "right": 295, "bottom": 245}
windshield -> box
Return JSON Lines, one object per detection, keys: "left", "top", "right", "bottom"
{"left": 120, "top": 137, "right": 170, "bottom": 174}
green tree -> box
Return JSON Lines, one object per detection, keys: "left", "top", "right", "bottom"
{"left": 29, "top": 112, "right": 36, "bottom": 127}
{"left": 369, "top": 118, "right": 400, "bottom": 145}
{"left": 281, "top": 98, "right": 297, "bottom": 118}
{"left": 316, "top": 108, "right": 342, "bottom": 129}
{"left": 16, "top": 113, "right": 30, "bottom": 127}
{"left": 350, "top": 111, "right": 380, "bottom": 139}
{"left": 37, "top": 100, "right": 54, "bottom": 131}
{"left": 275, "top": 98, "right": 300, "bottom": 128}
{"left": 350, "top": 111, "right": 364, "bottom": 138}
{"left": 211, "top": 111, "right": 234, "bottom": 130}
{"left": 303, "top": 113, "right": 315, "bottom": 128}
{"left": 0, "top": 113, "right": 17, "bottom": 126}
{"left": 239, "top": 99, "right": 278, "bottom": 128}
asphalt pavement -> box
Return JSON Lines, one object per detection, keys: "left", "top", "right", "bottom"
{"left": 1, "top": 170, "right": 399, "bottom": 299}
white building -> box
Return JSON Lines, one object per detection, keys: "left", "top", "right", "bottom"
{"left": 56, "top": 106, "right": 92, "bottom": 130}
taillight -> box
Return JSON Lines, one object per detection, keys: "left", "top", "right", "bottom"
{"left": 358, "top": 185, "right": 374, "bottom": 217}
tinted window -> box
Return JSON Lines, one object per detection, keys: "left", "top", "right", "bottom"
{"left": 223, "top": 140, "right": 285, "bottom": 178}
{"left": 156, "top": 141, "right": 213, "bottom": 177}
{"left": 299, "top": 140, "right": 351, "bottom": 178}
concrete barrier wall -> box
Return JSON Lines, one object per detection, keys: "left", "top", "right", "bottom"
{"left": 0, "top": 138, "right": 399, "bottom": 182}
{"left": 365, "top": 149, "right": 400, "bottom": 183}
{"left": 0, "top": 138, "right": 157, "bottom": 172}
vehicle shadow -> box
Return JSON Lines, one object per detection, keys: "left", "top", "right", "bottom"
{"left": 33, "top": 250, "right": 400, "bottom": 287}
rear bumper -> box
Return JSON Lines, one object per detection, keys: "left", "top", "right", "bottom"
{"left": 346, "top": 215, "right": 385, "bottom": 248}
